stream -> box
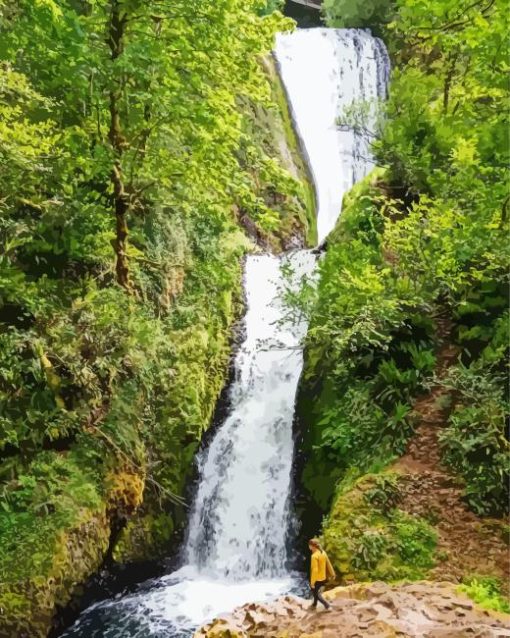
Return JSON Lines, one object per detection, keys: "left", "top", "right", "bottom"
{"left": 60, "top": 28, "right": 389, "bottom": 638}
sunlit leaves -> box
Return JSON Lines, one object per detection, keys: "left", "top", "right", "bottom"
{"left": 304, "top": 0, "right": 509, "bottom": 514}
{"left": 0, "top": 0, "right": 294, "bottom": 473}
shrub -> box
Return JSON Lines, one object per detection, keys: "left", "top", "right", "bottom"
{"left": 323, "top": 472, "right": 437, "bottom": 582}
{"left": 459, "top": 577, "right": 510, "bottom": 614}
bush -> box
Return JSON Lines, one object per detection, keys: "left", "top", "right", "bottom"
{"left": 439, "top": 365, "right": 509, "bottom": 516}
{"left": 297, "top": 173, "right": 436, "bottom": 508}
{"left": 298, "top": 0, "right": 509, "bottom": 518}
{"left": 0, "top": 3, "right": 314, "bottom": 629}
{"left": 459, "top": 576, "right": 510, "bottom": 614}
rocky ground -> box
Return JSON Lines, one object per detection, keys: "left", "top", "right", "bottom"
{"left": 195, "top": 581, "right": 510, "bottom": 638}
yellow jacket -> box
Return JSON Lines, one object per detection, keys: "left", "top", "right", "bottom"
{"left": 310, "top": 549, "right": 336, "bottom": 586}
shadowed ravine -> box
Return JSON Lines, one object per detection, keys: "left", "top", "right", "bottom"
{"left": 59, "top": 28, "right": 389, "bottom": 638}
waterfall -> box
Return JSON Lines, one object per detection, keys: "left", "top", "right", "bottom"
{"left": 60, "top": 28, "right": 389, "bottom": 638}
{"left": 185, "top": 252, "right": 316, "bottom": 579}
{"left": 275, "top": 29, "right": 390, "bottom": 243}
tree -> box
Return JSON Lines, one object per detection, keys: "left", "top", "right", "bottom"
{"left": 322, "top": 0, "right": 394, "bottom": 30}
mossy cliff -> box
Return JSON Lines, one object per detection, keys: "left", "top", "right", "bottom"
{"left": 296, "top": 169, "right": 509, "bottom": 613}
{"left": 0, "top": 6, "right": 314, "bottom": 635}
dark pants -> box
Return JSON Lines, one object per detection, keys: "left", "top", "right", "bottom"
{"left": 311, "top": 579, "right": 330, "bottom": 608}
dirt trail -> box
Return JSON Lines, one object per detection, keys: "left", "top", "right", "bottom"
{"left": 195, "top": 581, "right": 510, "bottom": 638}
{"left": 391, "top": 316, "right": 509, "bottom": 588}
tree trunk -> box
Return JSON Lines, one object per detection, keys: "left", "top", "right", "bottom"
{"left": 112, "top": 162, "right": 130, "bottom": 288}
{"left": 443, "top": 52, "right": 458, "bottom": 114}
{"left": 108, "top": 0, "right": 130, "bottom": 290}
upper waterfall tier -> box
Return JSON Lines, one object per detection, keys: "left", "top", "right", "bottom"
{"left": 274, "top": 28, "right": 390, "bottom": 244}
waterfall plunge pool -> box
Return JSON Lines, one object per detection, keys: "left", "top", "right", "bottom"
{"left": 60, "top": 566, "right": 304, "bottom": 637}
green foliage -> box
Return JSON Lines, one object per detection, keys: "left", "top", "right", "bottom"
{"left": 459, "top": 576, "right": 510, "bottom": 614}
{"left": 257, "top": 0, "right": 285, "bottom": 16}
{"left": 0, "top": 473, "right": 110, "bottom": 637}
{"left": 350, "top": 513, "right": 437, "bottom": 578}
{"left": 323, "top": 0, "right": 394, "bottom": 30}
{"left": 112, "top": 512, "right": 175, "bottom": 565}
{"left": 235, "top": 68, "right": 316, "bottom": 248}
{"left": 439, "top": 362, "right": 509, "bottom": 516}
{"left": 0, "top": 0, "right": 304, "bottom": 495}
{"left": 298, "top": 173, "right": 436, "bottom": 508}
{"left": 0, "top": 1, "right": 313, "bottom": 630}
{"left": 364, "top": 473, "right": 401, "bottom": 513}
{"left": 0, "top": 448, "right": 104, "bottom": 582}
{"left": 392, "top": 511, "right": 437, "bottom": 568}
{"left": 298, "top": 0, "right": 509, "bottom": 517}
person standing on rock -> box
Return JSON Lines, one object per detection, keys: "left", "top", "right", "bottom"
{"left": 308, "top": 538, "right": 335, "bottom": 610}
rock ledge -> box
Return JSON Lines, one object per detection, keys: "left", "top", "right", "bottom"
{"left": 195, "top": 581, "right": 510, "bottom": 637}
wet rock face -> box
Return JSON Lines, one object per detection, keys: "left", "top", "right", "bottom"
{"left": 195, "top": 581, "right": 510, "bottom": 638}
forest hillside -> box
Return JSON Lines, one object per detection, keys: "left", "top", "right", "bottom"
{"left": 296, "top": 0, "right": 509, "bottom": 612}
{"left": 0, "top": 1, "right": 314, "bottom": 635}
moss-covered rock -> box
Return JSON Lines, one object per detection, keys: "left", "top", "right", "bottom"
{"left": 112, "top": 512, "right": 174, "bottom": 565}
{"left": 322, "top": 471, "right": 437, "bottom": 583}
{"left": 235, "top": 55, "right": 317, "bottom": 251}
{"left": 0, "top": 505, "right": 110, "bottom": 638}
{"left": 0, "top": 263, "right": 242, "bottom": 635}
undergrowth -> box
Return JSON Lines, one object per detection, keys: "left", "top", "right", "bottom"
{"left": 459, "top": 577, "right": 510, "bottom": 615}
{"left": 0, "top": 2, "right": 314, "bottom": 632}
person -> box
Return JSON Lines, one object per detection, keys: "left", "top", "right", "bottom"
{"left": 308, "top": 538, "right": 335, "bottom": 610}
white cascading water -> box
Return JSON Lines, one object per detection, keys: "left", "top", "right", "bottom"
{"left": 276, "top": 29, "right": 389, "bottom": 243}
{"left": 185, "top": 252, "right": 315, "bottom": 579}
{"left": 61, "top": 28, "right": 389, "bottom": 638}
